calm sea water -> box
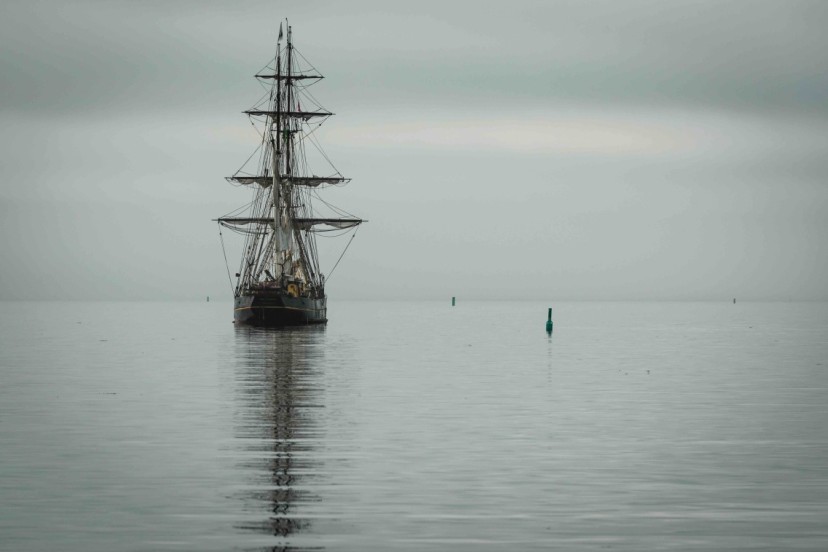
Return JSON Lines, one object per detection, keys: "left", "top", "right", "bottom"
{"left": 1, "top": 300, "right": 827, "bottom": 551}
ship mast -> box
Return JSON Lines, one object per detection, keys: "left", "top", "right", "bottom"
{"left": 271, "top": 26, "right": 289, "bottom": 282}
{"left": 273, "top": 36, "right": 282, "bottom": 228}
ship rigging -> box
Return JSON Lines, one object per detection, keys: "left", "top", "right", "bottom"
{"left": 216, "top": 22, "right": 364, "bottom": 326}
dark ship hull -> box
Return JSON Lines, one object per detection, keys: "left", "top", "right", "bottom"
{"left": 234, "top": 292, "right": 327, "bottom": 326}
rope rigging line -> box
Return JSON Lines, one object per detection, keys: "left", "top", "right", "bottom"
{"left": 295, "top": 85, "right": 326, "bottom": 111}
{"left": 230, "top": 139, "right": 265, "bottom": 182}
{"left": 292, "top": 46, "right": 323, "bottom": 79}
{"left": 325, "top": 227, "right": 359, "bottom": 283}
{"left": 311, "top": 188, "right": 359, "bottom": 219}
{"left": 307, "top": 131, "right": 342, "bottom": 175}
{"left": 218, "top": 226, "right": 236, "bottom": 295}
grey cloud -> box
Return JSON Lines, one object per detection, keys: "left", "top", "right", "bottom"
{"left": 3, "top": 1, "right": 828, "bottom": 118}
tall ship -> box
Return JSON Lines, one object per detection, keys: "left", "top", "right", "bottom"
{"left": 217, "top": 23, "right": 364, "bottom": 326}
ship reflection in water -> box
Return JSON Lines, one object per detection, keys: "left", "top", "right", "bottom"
{"left": 232, "top": 325, "right": 327, "bottom": 550}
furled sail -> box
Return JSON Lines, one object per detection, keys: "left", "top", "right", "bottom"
{"left": 226, "top": 176, "right": 348, "bottom": 188}
{"left": 244, "top": 109, "right": 332, "bottom": 120}
{"left": 217, "top": 217, "right": 364, "bottom": 230}
{"left": 294, "top": 218, "right": 364, "bottom": 230}
{"left": 216, "top": 217, "right": 272, "bottom": 228}
{"left": 255, "top": 73, "right": 323, "bottom": 80}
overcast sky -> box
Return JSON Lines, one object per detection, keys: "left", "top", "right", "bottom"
{"left": 1, "top": 0, "right": 826, "bottom": 301}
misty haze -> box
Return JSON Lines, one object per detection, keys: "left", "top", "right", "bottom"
{"left": 2, "top": 2, "right": 828, "bottom": 551}
{"left": 1, "top": 0, "right": 826, "bottom": 301}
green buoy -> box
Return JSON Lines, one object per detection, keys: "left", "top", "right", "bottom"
{"left": 452, "top": 296, "right": 456, "bottom": 306}
{"left": 546, "top": 308, "right": 553, "bottom": 333}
